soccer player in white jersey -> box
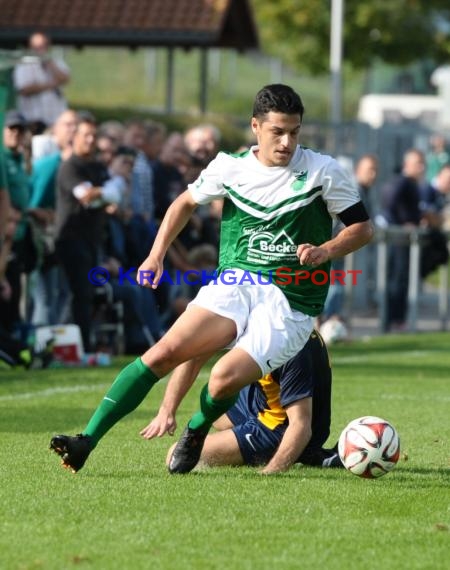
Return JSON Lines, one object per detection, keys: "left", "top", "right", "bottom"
{"left": 50, "top": 84, "right": 373, "bottom": 475}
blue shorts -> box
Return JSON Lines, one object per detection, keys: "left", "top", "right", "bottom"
{"left": 227, "top": 385, "right": 286, "bottom": 466}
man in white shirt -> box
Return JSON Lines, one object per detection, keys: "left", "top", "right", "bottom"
{"left": 13, "top": 32, "right": 70, "bottom": 134}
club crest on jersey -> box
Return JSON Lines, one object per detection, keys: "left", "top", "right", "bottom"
{"left": 248, "top": 229, "right": 297, "bottom": 262}
{"left": 291, "top": 170, "right": 308, "bottom": 191}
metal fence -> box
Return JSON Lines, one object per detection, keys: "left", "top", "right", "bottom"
{"left": 344, "top": 227, "right": 449, "bottom": 334}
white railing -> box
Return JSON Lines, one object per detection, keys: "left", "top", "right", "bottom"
{"left": 345, "top": 226, "right": 449, "bottom": 333}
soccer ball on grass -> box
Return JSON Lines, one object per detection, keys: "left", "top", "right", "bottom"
{"left": 338, "top": 416, "right": 400, "bottom": 478}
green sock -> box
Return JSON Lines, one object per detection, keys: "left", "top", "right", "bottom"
{"left": 84, "top": 357, "right": 159, "bottom": 447}
{"left": 188, "top": 384, "right": 238, "bottom": 431}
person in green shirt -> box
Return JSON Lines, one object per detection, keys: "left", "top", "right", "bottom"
{"left": 3, "top": 110, "right": 29, "bottom": 243}
{"left": 0, "top": 110, "right": 31, "bottom": 333}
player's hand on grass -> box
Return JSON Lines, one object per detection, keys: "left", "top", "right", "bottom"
{"left": 140, "top": 407, "right": 177, "bottom": 439}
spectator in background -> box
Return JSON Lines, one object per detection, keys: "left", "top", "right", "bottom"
{"left": 420, "top": 163, "right": 450, "bottom": 221}
{"left": 96, "top": 133, "right": 119, "bottom": 169}
{"left": 355, "top": 153, "right": 379, "bottom": 309}
{"left": 13, "top": 32, "right": 70, "bottom": 135}
{"left": 140, "top": 120, "right": 167, "bottom": 213}
{"left": 184, "top": 124, "right": 221, "bottom": 168}
{"left": 55, "top": 113, "right": 120, "bottom": 351}
{"left": 0, "top": 111, "right": 32, "bottom": 335}
{"left": 419, "top": 163, "right": 450, "bottom": 278}
{"left": 184, "top": 125, "right": 223, "bottom": 248}
{"left": 150, "top": 132, "right": 192, "bottom": 321}
{"left": 152, "top": 132, "right": 221, "bottom": 325}
{"left": 98, "top": 120, "right": 125, "bottom": 147}
{"left": 382, "top": 149, "right": 424, "bottom": 331}
{"left": 153, "top": 132, "right": 190, "bottom": 221}
{"left": 355, "top": 154, "right": 378, "bottom": 218}
{"left": 434, "top": 165, "right": 450, "bottom": 231}
{"left": 425, "top": 134, "right": 449, "bottom": 182}
{"left": 155, "top": 131, "right": 218, "bottom": 248}
{"left": 0, "top": 151, "right": 11, "bottom": 301}
{"left": 27, "top": 109, "right": 78, "bottom": 326}
{"left": 29, "top": 109, "right": 78, "bottom": 208}
{"left": 31, "top": 109, "right": 77, "bottom": 162}
{"left": 98, "top": 144, "right": 163, "bottom": 351}
{"left": 123, "top": 119, "right": 163, "bottom": 266}
{"left": 101, "top": 145, "right": 137, "bottom": 264}
{"left": 320, "top": 155, "right": 379, "bottom": 334}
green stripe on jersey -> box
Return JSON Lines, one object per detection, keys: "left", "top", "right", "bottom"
{"left": 224, "top": 184, "right": 323, "bottom": 215}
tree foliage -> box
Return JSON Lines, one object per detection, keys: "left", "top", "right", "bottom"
{"left": 251, "top": 0, "right": 450, "bottom": 73}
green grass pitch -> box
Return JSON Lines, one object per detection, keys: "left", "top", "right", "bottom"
{"left": 0, "top": 333, "right": 449, "bottom": 569}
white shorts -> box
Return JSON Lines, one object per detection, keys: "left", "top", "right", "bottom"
{"left": 188, "top": 270, "right": 314, "bottom": 376}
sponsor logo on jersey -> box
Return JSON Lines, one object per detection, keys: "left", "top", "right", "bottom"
{"left": 248, "top": 229, "right": 298, "bottom": 261}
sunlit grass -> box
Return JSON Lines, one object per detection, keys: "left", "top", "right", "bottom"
{"left": 0, "top": 332, "right": 449, "bottom": 569}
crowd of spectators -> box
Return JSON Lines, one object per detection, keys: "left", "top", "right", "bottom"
{"left": 0, "top": 111, "right": 224, "bottom": 356}
{"left": 0, "top": 33, "right": 226, "bottom": 360}
{"left": 322, "top": 146, "right": 450, "bottom": 335}
{"left": 380, "top": 148, "right": 450, "bottom": 330}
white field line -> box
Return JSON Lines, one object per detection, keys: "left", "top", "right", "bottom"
{"left": 0, "top": 383, "right": 111, "bottom": 402}
{"left": 0, "top": 354, "right": 446, "bottom": 403}
{"left": 333, "top": 350, "right": 446, "bottom": 364}
{"left": 0, "top": 370, "right": 212, "bottom": 403}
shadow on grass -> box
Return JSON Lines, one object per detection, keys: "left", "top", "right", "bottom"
{"left": 392, "top": 466, "right": 450, "bottom": 478}
{"left": 43, "top": 453, "right": 450, "bottom": 485}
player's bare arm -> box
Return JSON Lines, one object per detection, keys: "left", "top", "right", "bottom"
{"left": 260, "top": 398, "right": 313, "bottom": 475}
{"left": 138, "top": 190, "right": 198, "bottom": 289}
{"left": 297, "top": 219, "right": 373, "bottom": 266}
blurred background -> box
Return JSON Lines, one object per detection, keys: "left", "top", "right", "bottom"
{"left": 1, "top": 0, "right": 450, "bottom": 366}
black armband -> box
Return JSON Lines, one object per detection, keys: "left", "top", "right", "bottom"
{"left": 337, "top": 201, "right": 369, "bottom": 226}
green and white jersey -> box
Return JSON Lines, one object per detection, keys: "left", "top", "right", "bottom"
{"left": 188, "top": 145, "right": 360, "bottom": 316}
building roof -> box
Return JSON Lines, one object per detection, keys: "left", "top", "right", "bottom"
{"left": 0, "top": 0, "right": 259, "bottom": 50}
